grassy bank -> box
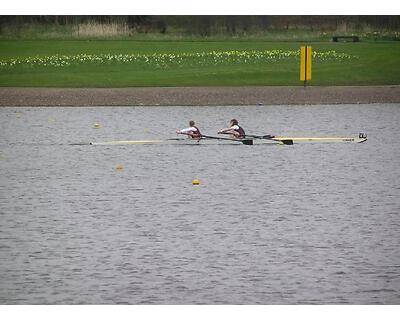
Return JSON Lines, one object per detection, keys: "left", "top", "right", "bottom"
{"left": 0, "top": 40, "right": 399, "bottom": 87}
{"left": 1, "top": 21, "right": 399, "bottom": 42}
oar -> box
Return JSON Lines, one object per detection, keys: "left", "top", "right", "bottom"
{"left": 201, "top": 134, "right": 253, "bottom": 145}
{"left": 218, "top": 132, "right": 275, "bottom": 140}
{"left": 178, "top": 132, "right": 253, "bottom": 145}
{"left": 244, "top": 134, "right": 275, "bottom": 139}
{"left": 218, "top": 132, "right": 293, "bottom": 145}
{"left": 244, "top": 134, "right": 293, "bottom": 145}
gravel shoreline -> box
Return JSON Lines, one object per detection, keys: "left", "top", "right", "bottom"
{"left": 1, "top": 86, "right": 400, "bottom": 106}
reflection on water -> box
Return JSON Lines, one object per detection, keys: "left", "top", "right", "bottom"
{"left": 0, "top": 104, "right": 400, "bottom": 304}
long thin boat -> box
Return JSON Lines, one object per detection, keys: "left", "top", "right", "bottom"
{"left": 89, "top": 133, "right": 367, "bottom": 146}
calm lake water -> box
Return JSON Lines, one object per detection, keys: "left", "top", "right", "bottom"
{"left": 0, "top": 104, "right": 399, "bottom": 304}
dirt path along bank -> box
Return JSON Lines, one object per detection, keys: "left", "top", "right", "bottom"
{"left": 1, "top": 86, "right": 400, "bottom": 106}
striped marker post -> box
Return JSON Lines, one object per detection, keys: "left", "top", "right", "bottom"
{"left": 300, "top": 46, "right": 312, "bottom": 87}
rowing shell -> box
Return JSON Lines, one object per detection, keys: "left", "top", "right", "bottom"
{"left": 90, "top": 136, "right": 367, "bottom": 146}
{"left": 273, "top": 137, "right": 367, "bottom": 143}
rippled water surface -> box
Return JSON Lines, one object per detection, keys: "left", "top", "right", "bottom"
{"left": 1, "top": 104, "right": 400, "bottom": 304}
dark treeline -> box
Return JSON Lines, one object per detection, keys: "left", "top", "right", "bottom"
{"left": 1, "top": 16, "right": 399, "bottom": 35}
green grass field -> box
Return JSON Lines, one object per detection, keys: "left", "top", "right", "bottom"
{"left": 0, "top": 40, "right": 399, "bottom": 87}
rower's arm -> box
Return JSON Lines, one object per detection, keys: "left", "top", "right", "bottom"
{"left": 177, "top": 127, "right": 197, "bottom": 134}
{"left": 218, "top": 127, "right": 234, "bottom": 134}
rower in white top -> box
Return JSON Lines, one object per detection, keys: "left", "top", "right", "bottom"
{"left": 176, "top": 120, "right": 202, "bottom": 139}
{"left": 218, "top": 119, "right": 246, "bottom": 139}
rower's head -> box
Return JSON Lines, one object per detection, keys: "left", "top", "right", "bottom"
{"left": 230, "top": 119, "right": 238, "bottom": 126}
{"left": 189, "top": 120, "right": 195, "bottom": 127}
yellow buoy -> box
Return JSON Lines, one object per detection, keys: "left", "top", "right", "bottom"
{"left": 192, "top": 179, "right": 200, "bottom": 185}
{"left": 116, "top": 165, "right": 124, "bottom": 170}
{"left": 94, "top": 123, "right": 101, "bottom": 128}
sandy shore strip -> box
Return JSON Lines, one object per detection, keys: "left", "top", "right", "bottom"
{"left": 1, "top": 86, "right": 400, "bottom": 106}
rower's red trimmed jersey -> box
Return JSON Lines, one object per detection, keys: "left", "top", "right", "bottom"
{"left": 179, "top": 126, "right": 201, "bottom": 138}
{"left": 231, "top": 125, "right": 245, "bottom": 137}
{"left": 191, "top": 126, "right": 202, "bottom": 138}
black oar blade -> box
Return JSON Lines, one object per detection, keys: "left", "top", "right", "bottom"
{"left": 242, "top": 139, "right": 253, "bottom": 145}
{"left": 281, "top": 139, "right": 293, "bottom": 145}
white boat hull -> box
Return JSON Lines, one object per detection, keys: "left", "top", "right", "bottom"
{"left": 90, "top": 136, "right": 367, "bottom": 146}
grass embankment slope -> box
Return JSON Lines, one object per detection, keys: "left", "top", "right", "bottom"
{"left": 0, "top": 40, "right": 399, "bottom": 87}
